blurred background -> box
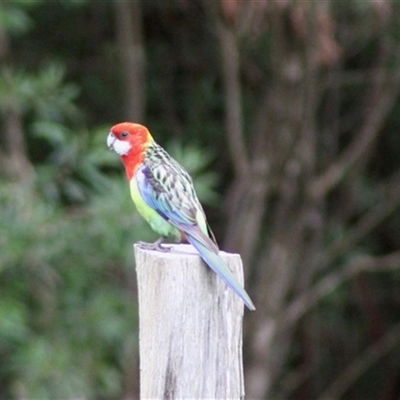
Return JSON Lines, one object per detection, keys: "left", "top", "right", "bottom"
{"left": 1, "top": 0, "right": 400, "bottom": 399}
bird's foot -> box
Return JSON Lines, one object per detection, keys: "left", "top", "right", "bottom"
{"left": 138, "top": 237, "right": 172, "bottom": 252}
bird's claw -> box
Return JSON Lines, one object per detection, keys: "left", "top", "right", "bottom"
{"left": 138, "top": 238, "right": 172, "bottom": 252}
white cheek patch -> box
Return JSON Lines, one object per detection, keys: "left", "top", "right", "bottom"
{"left": 112, "top": 138, "right": 132, "bottom": 156}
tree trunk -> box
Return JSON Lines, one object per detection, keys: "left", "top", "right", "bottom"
{"left": 114, "top": 0, "right": 146, "bottom": 122}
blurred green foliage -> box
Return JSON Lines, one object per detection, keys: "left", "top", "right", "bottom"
{"left": 0, "top": 3, "right": 219, "bottom": 397}
{"left": 0, "top": 124, "right": 217, "bottom": 398}
{"left": 1, "top": 0, "right": 400, "bottom": 399}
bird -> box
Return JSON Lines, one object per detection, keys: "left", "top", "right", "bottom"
{"left": 107, "top": 122, "right": 255, "bottom": 310}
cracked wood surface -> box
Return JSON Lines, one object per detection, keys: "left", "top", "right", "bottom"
{"left": 134, "top": 244, "right": 245, "bottom": 400}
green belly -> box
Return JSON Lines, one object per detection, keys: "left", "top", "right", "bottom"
{"left": 130, "top": 177, "right": 180, "bottom": 240}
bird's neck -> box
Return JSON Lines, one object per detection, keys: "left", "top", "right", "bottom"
{"left": 121, "top": 139, "right": 153, "bottom": 181}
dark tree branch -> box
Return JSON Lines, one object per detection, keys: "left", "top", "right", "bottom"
{"left": 278, "top": 251, "right": 400, "bottom": 333}
{"left": 215, "top": 21, "right": 250, "bottom": 179}
{"left": 115, "top": 0, "right": 146, "bottom": 122}
{"left": 317, "top": 323, "right": 400, "bottom": 400}
{"left": 323, "top": 174, "right": 400, "bottom": 262}
{"left": 3, "top": 104, "right": 34, "bottom": 181}
{"left": 309, "top": 58, "right": 400, "bottom": 200}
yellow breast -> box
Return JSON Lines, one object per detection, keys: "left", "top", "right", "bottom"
{"left": 129, "top": 176, "right": 180, "bottom": 239}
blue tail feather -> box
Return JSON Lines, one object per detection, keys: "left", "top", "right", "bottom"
{"left": 187, "top": 235, "right": 256, "bottom": 311}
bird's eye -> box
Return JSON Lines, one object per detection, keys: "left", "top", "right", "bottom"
{"left": 121, "top": 131, "right": 129, "bottom": 138}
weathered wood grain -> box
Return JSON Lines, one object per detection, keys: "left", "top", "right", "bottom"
{"left": 134, "top": 243, "right": 245, "bottom": 400}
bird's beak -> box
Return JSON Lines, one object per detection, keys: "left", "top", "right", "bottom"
{"left": 107, "top": 132, "right": 116, "bottom": 150}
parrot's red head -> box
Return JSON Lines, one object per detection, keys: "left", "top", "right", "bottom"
{"left": 107, "top": 122, "right": 153, "bottom": 179}
{"left": 107, "top": 122, "right": 152, "bottom": 156}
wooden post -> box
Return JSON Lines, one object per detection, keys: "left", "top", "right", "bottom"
{"left": 134, "top": 243, "right": 245, "bottom": 400}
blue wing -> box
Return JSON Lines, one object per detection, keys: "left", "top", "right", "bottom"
{"left": 135, "top": 145, "right": 255, "bottom": 310}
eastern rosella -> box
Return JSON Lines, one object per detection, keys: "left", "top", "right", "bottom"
{"left": 107, "top": 122, "right": 255, "bottom": 310}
